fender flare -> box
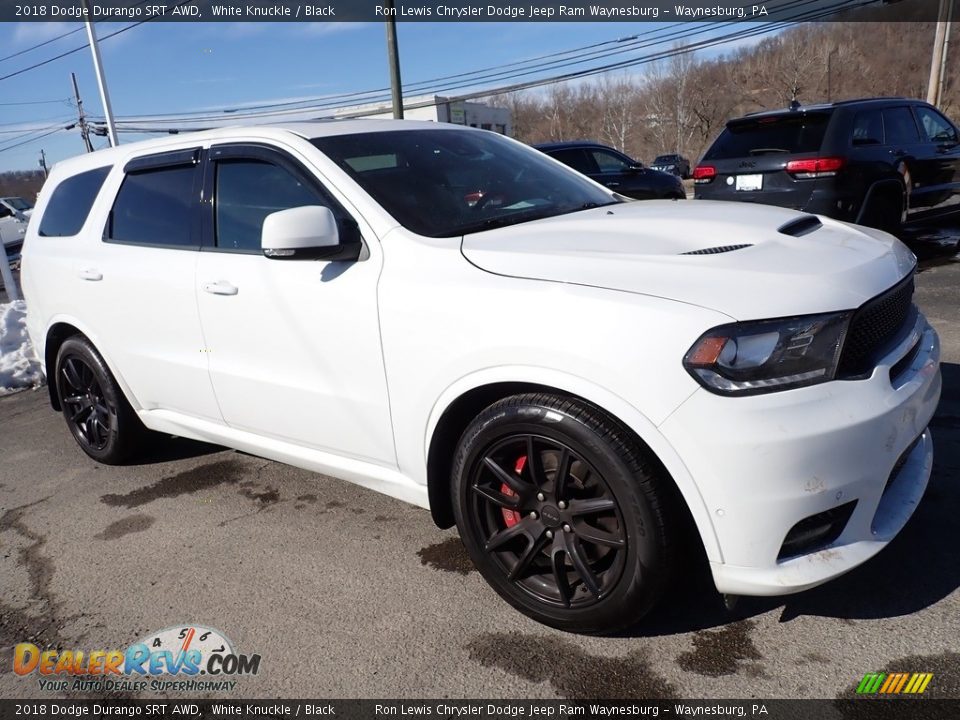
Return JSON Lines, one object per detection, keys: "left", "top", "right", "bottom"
{"left": 424, "top": 366, "right": 723, "bottom": 563}
{"left": 42, "top": 314, "right": 142, "bottom": 413}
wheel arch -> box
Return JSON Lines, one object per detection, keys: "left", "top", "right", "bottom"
{"left": 855, "top": 177, "right": 906, "bottom": 227}
{"left": 42, "top": 318, "right": 139, "bottom": 413}
{"left": 424, "top": 372, "right": 722, "bottom": 564}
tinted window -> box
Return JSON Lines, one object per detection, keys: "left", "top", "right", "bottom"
{"left": 215, "top": 160, "right": 323, "bottom": 252}
{"left": 313, "top": 130, "right": 615, "bottom": 238}
{"left": 704, "top": 112, "right": 832, "bottom": 159}
{"left": 548, "top": 148, "right": 595, "bottom": 174}
{"left": 590, "top": 149, "right": 630, "bottom": 173}
{"left": 882, "top": 108, "right": 920, "bottom": 145}
{"left": 38, "top": 166, "right": 110, "bottom": 237}
{"left": 5, "top": 197, "right": 32, "bottom": 211}
{"left": 654, "top": 155, "right": 676, "bottom": 164}
{"left": 915, "top": 106, "right": 958, "bottom": 144}
{"left": 106, "top": 165, "right": 196, "bottom": 247}
{"left": 0, "top": 206, "right": 10, "bottom": 219}
{"left": 851, "top": 110, "right": 883, "bottom": 145}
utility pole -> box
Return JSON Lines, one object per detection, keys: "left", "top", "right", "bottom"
{"left": 385, "top": 0, "right": 404, "bottom": 119}
{"left": 71, "top": 72, "right": 95, "bottom": 153}
{"left": 926, "top": 0, "right": 953, "bottom": 106}
{"left": 39, "top": 149, "right": 49, "bottom": 178}
{"left": 81, "top": 0, "right": 119, "bottom": 146}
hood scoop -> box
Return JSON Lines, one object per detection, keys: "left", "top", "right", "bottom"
{"left": 681, "top": 244, "right": 752, "bottom": 255}
{"left": 778, "top": 215, "right": 823, "bottom": 237}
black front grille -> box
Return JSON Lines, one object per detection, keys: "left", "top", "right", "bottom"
{"left": 838, "top": 274, "right": 915, "bottom": 378}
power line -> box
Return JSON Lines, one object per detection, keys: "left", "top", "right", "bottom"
{"left": 0, "top": 27, "right": 85, "bottom": 65}
{"left": 0, "top": 127, "right": 67, "bottom": 155}
{"left": 114, "top": 0, "right": 849, "bottom": 127}
{"left": 0, "top": 0, "right": 182, "bottom": 85}
{"left": 0, "top": 98, "right": 71, "bottom": 107}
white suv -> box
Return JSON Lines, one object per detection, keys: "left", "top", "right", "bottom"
{"left": 22, "top": 121, "right": 941, "bottom": 633}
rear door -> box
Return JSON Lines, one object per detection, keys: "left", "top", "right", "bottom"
{"left": 194, "top": 143, "right": 395, "bottom": 465}
{"left": 76, "top": 149, "right": 222, "bottom": 420}
{"left": 909, "top": 104, "right": 960, "bottom": 219}
{"left": 695, "top": 111, "right": 833, "bottom": 210}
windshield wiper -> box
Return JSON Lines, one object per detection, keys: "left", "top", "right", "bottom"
{"left": 749, "top": 148, "right": 790, "bottom": 155}
{"left": 455, "top": 207, "right": 561, "bottom": 235}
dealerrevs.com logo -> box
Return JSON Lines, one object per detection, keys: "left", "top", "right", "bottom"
{"left": 14, "top": 624, "right": 261, "bottom": 693}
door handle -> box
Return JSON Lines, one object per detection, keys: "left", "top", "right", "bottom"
{"left": 890, "top": 149, "right": 907, "bottom": 158}
{"left": 605, "top": 181, "right": 620, "bottom": 187}
{"left": 202, "top": 281, "right": 238, "bottom": 296}
{"left": 78, "top": 268, "right": 102, "bottom": 281}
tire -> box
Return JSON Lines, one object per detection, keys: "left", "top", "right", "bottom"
{"left": 861, "top": 185, "right": 905, "bottom": 235}
{"left": 451, "top": 392, "right": 676, "bottom": 634}
{"left": 55, "top": 336, "right": 146, "bottom": 464}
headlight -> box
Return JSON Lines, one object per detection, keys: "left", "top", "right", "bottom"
{"left": 683, "top": 312, "right": 852, "bottom": 396}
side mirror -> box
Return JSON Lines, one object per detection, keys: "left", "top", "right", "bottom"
{"left": 261, "top": 205, "right": 361, "bottom": 261}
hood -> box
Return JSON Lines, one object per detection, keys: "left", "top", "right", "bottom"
{"left": 460, "top": 200, "right": 916, "bottom": 320}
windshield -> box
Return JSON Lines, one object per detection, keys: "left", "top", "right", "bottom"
{"left": 311, "top": 129, "right": 617, "bottom": 238}
{"left": 704, "top": 112, "right": 832, "bottom": 160}
{"left": 4, "top": 197, "right": 32, "bottom": 211}
{"left": 653, "top": 156, "right": 676, "bottom": 163}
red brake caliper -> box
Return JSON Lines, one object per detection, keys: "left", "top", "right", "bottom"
{"left": 501, "top": 456, "right": 526, "bottom": 528}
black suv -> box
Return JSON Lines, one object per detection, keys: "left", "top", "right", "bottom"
{"left": 535, "top": 141, "right": 686, "bottom": 201}
{"left": 651, "top": 154, "right": 691, "bottom": 178}
{"left": 694, "top": 98, "right": 960, "bottom": 231}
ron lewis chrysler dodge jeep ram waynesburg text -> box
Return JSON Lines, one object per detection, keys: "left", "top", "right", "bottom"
{"left": 22, "top": 121, "right": 941, "bottom": 633}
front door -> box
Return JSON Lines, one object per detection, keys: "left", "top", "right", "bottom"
{"left": 195, "top": 143, "right": 396, "bottom": 466}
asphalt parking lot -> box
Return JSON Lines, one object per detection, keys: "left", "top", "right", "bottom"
{"left": 1, "top": 224, "right": 958, "bottom": 702}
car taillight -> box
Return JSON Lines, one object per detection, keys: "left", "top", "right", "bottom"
{"left": 785, "top": 157, "right": 846, "bottom": 178}
{"left": 693, "top": 165, "right": 716, "bottom": 184}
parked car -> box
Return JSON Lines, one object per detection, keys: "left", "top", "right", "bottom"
{"left": 0, "top": 201, "right": 27, "bottom": 262}
{"left": 651, "top": 153, "right": 691, "bottom": 179}
{"left": 534, "top": 141, "right": 685, "bottom": 200}
{"left": 23, "top": 121, "right": 940, "bottom": 633}
{"left": 694, "top": 97, "right": 960, "bottom": 232}
{"left": 1, "top": 196, "right": 34, "bottom": 221}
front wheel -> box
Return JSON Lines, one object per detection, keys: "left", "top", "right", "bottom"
{"left": 452, "top": 393, "right": 677, "bottom": 633}
{"left": 55, "top": 336, "right": 147, "bottom": 464}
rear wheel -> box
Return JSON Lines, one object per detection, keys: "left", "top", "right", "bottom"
{"left": 55, "top": 336, "right": 146, "bottom": 464}
{"left": 452, "top": 393, "right": 676, "bottom": 633}
{"left": 861, "top": 184, "right": 905, "bottom": 235}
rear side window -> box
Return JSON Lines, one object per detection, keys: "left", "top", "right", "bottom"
{"left": 851, "top": 110, "right": 884, "bottom": 146}
{"left": 704, "top": 113, "right": 832, "bottom": 160}
{"left": 548, "top": 149, "right": 595, "bottom": 174}
{"left": 882, "top": 108, "right": 921, "bottom": 145}
{"left": 38, "top": 166, "right": 110, "bottom": 237}
{"left": 106, "top": 165, "right": 197, "bottom": 247}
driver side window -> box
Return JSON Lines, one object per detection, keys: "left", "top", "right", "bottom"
{"left": 915, "top": 107, "right": 958, "bottom": 144}
{"left": 214, "top": 159, "right": 326, "bottom": 252}
{"left": 590, "top": 149, "right": 630, "bottom": 174}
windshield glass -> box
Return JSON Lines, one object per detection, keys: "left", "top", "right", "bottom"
{"left": 4, "top": 197, "right": 32, "bottom": 211}
{"left": 311, "top": 129, "right": 617, "bottom": 238}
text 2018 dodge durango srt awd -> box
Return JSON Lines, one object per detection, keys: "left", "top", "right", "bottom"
{"left": 22, "top": 121, "right": 941, "bottom": 633}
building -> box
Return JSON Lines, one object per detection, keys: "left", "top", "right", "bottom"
{"left": 333, "top": 94, "right": 512, "bottom": 135}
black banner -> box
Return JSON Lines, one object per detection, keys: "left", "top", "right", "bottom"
{"left": 2, "top": 0, "right": 955, "bottom": 23}
{"left": 1, "top": 700, "right": 960, "bottom": 720}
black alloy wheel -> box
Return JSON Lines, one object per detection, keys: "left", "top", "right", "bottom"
{"left": 453, "top": 393, "right": 676, "bottom": 633}
{"left": 60, "top": 355, "right": 111, "bottom": 452}
{"left": 56, "top": 335, "right": 146, "bottom": 464}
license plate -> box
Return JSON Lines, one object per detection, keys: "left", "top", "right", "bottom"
{"left": 735, "top": 174, "right": 763, "bottom": 191}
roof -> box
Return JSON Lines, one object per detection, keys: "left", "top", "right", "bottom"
{"left": 533, "top": 140, "right": 610, "bottom": 151}
{"left": 741, "top": 96, "right": 919, "bottom": 119}
{"left": 48, "top": 118, "right": 461, "bottom": 176}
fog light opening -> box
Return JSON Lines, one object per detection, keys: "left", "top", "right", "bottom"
{"left": 778, "top": 500, "right": 858, "bottom": 561}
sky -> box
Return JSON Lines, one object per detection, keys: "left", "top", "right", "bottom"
{"left": 0, "top": 19, "right": 774, "bottom": 172}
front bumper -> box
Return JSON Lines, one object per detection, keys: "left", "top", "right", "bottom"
{"left": 660, "top": 313, "right": 941, "bottom": 596}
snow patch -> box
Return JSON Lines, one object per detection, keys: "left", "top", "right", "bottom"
{"left": 0, "top": 301, "right": 43, "bottom": 396}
